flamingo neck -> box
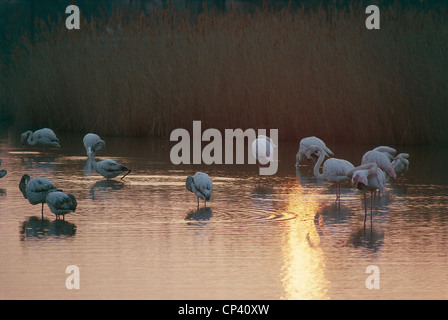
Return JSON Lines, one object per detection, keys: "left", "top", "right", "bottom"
{"left": 313, "top": 150, "right": 325, "bottom": 180}
{"left": 88, "top": 150, "right": 98, "bottom": 169}
{"left": 19, "top": 174, "right": 30, "bottom": 198}
{"left": 27, "top": 131, "right": 37, "bottom": 145}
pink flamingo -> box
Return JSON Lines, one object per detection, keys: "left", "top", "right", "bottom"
{"left": 307, "top": 145, "right": 354, "bottom": 200}
{"left": 361, "top": 150, "right": 396, "bottom": 179}
{"left": 391, "top": 153, "right": 410, "bottom": 177}
{"left": 347, "top": 163, "right": 386, "bottom": 227}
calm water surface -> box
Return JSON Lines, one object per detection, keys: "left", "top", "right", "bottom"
{"left": 1, "top": 128, "right": 447, "bottom": 299}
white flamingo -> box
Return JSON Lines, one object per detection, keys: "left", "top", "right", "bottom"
{"left": 252, "top": 135, "right": 277, "bottom": 184}
{"left": 391, "top": 153, "right": 410, "bottom": 176}
{"left": 252, "top": 135, "right": 276, "bottom": 164}
{"left": 186, "top": 172, "right": 213, "bottom": 209}
{"left": 296, "top": 136, "right": 333, "bottom": 166}
{"left": 0, "top": 160, "right": 6, "bottom": 178}
{"left": 21, "top": 128, "right": 60, "bottom": 151}
{"left": 46, "top": 191, "right": 77, "bottom": 220}
{"left": 347, "top": 163, "right": 386, "bottom": 226}
{"left": 83, "top": 133, "right": 105, "bottom": 156}
{"left": 19, "top": 174, "right": 58, "bottom": 219}
{"left": 361, "top": 150, "right": 396, "bottom": 179}
{"left": 87, "top": 140, "right": 131, "bottom": 180}
{"left": 307, "top": 145, "right": 354, "bottom": 200}
{"left": 372, "top": 146, "right": 396, "bottom": 161}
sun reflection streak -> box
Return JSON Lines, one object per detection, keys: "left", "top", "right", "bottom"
{"left": 280, "top": 180, "right": 330, "bottom": 300}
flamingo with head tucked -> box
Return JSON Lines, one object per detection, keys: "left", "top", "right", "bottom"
{"left": 186, "top": 172, "right": 213, "bottom": 209}
{"left": 46, "top": 190, "right": 77, "bottom": 220}
{"left": 347, "top": 163, "right": 386, "bottom": 226}
{"left": 296, "top": 136, "right": 333, "bottom": 167}
{"left": 21, "top": 128, "right": 60, "bottom": 151}
{"left": 252, "top": 135, "right": 276, "bottom": 165}
{"left": 19, "top": 174, "right": 58, "bottom": 219}
{"left": 307, "top": 145, "right": 354, "bottom": 200}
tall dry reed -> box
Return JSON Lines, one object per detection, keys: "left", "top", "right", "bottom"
{"left": 4, "top": 3, "right": 448, "bottom": 146}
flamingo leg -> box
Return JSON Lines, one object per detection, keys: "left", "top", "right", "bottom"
{"left": 363, "top": 193, "right": 367, "bottom": 228}
{"left": 41, "top": 203, "right": 44, "bottom": 220}
{"left": 335, "top": 183, "right": 341, "bottom": 202}
{"left": 197, "top": 197, "right": 199, "bottom": 209}
{"left": 371, "top": 191, "right": 374, "bottom": 225}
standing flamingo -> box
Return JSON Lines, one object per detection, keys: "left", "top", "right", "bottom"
{"left": 296, "top": 136, "right": 333, "bottom": 167}
{"left": 19, "top": 174, "right": 58, "bottom": 219}
{"left": 46, "top": 190, "right": 77, "bottom": 220}
{"left": 252, "top": 135, "right": 277, "bottom": 184}
{"left": 347, "top": 163, "right": 386, "bottom": 227}
{"left": 0, "top": 160, "right": 6, "bottom": 178}
{"left": 21, "top": 128, "right": 60, "bottom": 152}
{"left": 252, "top": 135, "right": 276, "bottom": 164}
{"left": 307, "top": 145, "right": 354, "bottom": 200}
{"left": 361, "top": 150, "right": 396, "bottom": 179}
{"left": 87, "top": 140, "right": 131, "bottom": 180}
{"left": 391, "top": 153, "right": 410, "bottom": 176}
{"left": 186, "top": 172, "right": 213, "bottom": 209}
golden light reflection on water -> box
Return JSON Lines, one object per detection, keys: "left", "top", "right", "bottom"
{"left": 280, "top": 180, "right": 330, "bottom": 300}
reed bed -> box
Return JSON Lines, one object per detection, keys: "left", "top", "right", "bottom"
{"left": 4, "top": 3, "right": 448, "bottom": 146}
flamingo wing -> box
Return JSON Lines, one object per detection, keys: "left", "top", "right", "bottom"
{"left": 47, "top": 192, "right": 77, "bottom": 214}
{"left": 192, "top": 172, "right": 213, "bottom": 201}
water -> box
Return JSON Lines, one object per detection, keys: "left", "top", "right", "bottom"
{"left": 1, "top": 128, "right": 448, "bottom": 300}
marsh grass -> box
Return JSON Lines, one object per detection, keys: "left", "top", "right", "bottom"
{"left": 4, "top": 2, "right": 448, "bottom": 146}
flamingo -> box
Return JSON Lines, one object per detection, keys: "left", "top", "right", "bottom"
{"left": 19, "top": 174, "right": 58, "bottom": 219}
{"left": 21, "top": 128, "right": 60, "bottom": 151}
{"left": 296, "top": 136, "right": 333, "bottom": 167}
{"left": 372, "top": 146, "right": 396, "bottom": 161}
{"left": 0, "top": 160, "right": 6, "bottom": 178}
{"left": 307, "top": 145, "right": 354, "bottom": 200}
{"left": 87, "top": 140, "right": 131, "bottom": 180}
{"left": 83, "top": 133, "right": 105, "bottom": 156}
{"left": 252, "top": 135, "right": 276, "bottom": 164}
{"left": 361, "top": 150, "right": 396, "bottom": 179}
{"left": 391, "top": 153, "right": 410, "bottom": 176}
{"left": 46, "top": 190, "right": 77, "bottom": 220}
{"left": 347, "top": 163, "right": 386, "bottom": 226}
{"left": 186, "top": 172, "right": 213, "bottom": 209}
{"left": 252, "top": 135, "right": 277, "bottom": 184}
